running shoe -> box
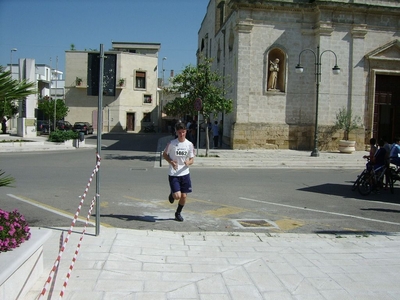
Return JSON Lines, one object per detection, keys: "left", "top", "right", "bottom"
{"left": 168, "top": 193, "right": 174, "bottom": 204}
{"left": 175, "top": 212, "right": 184, "bottom": 222}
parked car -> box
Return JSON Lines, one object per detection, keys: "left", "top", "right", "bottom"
{"left": 73, "top": 122, "right": 94, "bottom": 135}
{"left": 56, "top": 120, "right": 73, "bottom": 131}
{"left": 37, "top": 120, "right": 52, "bottom": 134}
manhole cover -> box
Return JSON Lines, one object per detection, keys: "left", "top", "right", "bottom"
{"left": 233, "top": 219, "right": 278, "bottom": 229}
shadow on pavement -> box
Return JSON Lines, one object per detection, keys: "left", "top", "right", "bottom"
{"left": 312, "top": 230, "right": 397, "bottom": 236}
{"left": 90, "top": 133, "right": 169, "bottom": 152}
{"left": 298, "top": 182, "right": 400, "bottom": 204}
{"left": 103, "top": 154, "right": 156, "bottom": 161}
{"left": 99, "top": 214, "right": 174, "bottom": 223}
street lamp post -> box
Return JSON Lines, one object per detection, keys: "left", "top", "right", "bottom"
{"left": 160, "top": 57, "right": 167, "bottom": 132}
{"left": 9, "top": 48, "right": 17, "bottom": 130}
{"left": 295, "top": 45, "right": 340, "bottom": 157}
{"left": 54, "top": 56, "right": 58, "bottom": 131}
{"left": 10, "top": 48, "right": 17, "bottom": 76}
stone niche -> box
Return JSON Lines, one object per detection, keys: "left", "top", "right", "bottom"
{"left": 265, "top": 47, "right": 286, "bottom": 93}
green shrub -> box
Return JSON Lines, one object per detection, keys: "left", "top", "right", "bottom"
{"left": 49, "top": 130, "right": 78, "bottom": 142}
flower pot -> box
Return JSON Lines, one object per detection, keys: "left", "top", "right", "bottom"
{"left": 339, "top": 140, "right": 356, "bottom": 153}
{"left": 0, "top": 228, "right": 52, "bottom": 300}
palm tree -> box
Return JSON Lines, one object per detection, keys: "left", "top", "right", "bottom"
{"left": 0, "top": 66, "right": 36, "bottom": 120}
{"left": 0, "top": 169, "right": 14, "bottom": 187}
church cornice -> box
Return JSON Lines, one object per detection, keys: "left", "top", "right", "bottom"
{"left": 351, "top": 24, "right": 368, "bottom": 39}
{"left": 228, "top": 0, "right": 400, "bottom": 15}
{"left": 235, "top": 18, "right": 254, "bottom": 33}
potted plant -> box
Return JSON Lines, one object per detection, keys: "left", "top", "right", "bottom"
{"left": 75, "top": 77, "right": 83, "bottom": 86}
{"left": 334, "top": 107, "right": 361, "bottom": 153}
{"left": 0, "top": 209, "right": 31, "bottom": 252}
{"left": 118, "top": 78, "right": 125, "bottom": 87}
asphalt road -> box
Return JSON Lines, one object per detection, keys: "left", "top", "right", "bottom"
{"left": 1, "top": 133, "right": 400, "bottom": 235}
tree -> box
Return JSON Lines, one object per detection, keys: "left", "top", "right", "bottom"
{"left": 38, "top": 96, "right": 69, "bottom": 122}
{"left": 334, "top": 107, "right": 361, "bottom": 140}
{"left": 0, "top": 66, "right": 36, "bottom": 120}
{"left": 164, "top": 58, "right": 232, "bottom": 156}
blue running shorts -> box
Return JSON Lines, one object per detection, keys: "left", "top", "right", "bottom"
{"left": 168, "top": 174, "right": 192, "bottom": 194}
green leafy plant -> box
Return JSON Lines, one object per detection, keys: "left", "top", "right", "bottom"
{"left": 118, "top": 78, "right": 125, "bottom": 86}
{"left": 0, "top": 169, "right": 15, "bottom": 187}
{"left": 38, "top": 96, "right": 69, "bottom": 121}
{"left": 334, "top": 107, "right": 361, "bottom": 140}
{"left": 0, "top": 209, "right": 31, "bottom": 252}
{"left": 49, "top": 130, "right": 78, "bottom": 142}
{"left": 75, "top": 77, "right": 83, "bottom": 86}
{"left": 164, "top": 57, "right": 232, "bottom": 156}
{"left": 0, "top": 66, "right": 36, "bottom": 121}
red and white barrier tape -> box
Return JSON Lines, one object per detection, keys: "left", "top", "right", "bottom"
{"left": 38, "top": 153, "right": 101, "bottom": 300}
{"left": 59, "top": 194, "right": 97, "bottom": 298}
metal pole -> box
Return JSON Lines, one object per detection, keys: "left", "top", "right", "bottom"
{"left": 95, "top": 44, "right": 104, "bottom": 236}
{"left": 49, "top": 57, "right": 53, "bottom": 133}
{"left": 10, "top": 49, "right": 17, "bottom": 76}
{"left": 161, "top": 57, "right": 167, "bottom": 133}
{"left": 196, "top": 111, "right": 200, "bottom": 155}
{"left": 9, "top": 48, "right": 17, "bottom": 130}
{"left": 311, "top": 46, "right": 320, "bottom": 157}
{"left": 54, "top": 56, "right": 58, "bottom": 128}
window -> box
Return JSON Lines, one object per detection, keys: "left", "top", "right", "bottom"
{"left": 143, "top": 112, "right": 151, "bottom": 122}
{"left": 135, "top": 71, "right": 146, "bottom": 89}
{"left": 144, "top": 94, "right": 152, "bottom": 104}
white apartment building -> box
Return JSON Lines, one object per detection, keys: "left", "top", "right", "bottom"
{"left": 64, "top": 42, "right": 161, "bottom": 133}
{"left": 6, "top": 60, "right": 64, "bottom": 135}
{"left": 199, "top": 0, "right": 400, "bottom": 150}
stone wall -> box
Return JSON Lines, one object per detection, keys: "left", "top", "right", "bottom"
{"left": 231, "top": 123, "right": 365, "bottom": 151}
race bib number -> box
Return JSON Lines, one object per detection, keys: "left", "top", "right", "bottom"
{"left": 175, "top": 148, "right": 188, "bottom": 157}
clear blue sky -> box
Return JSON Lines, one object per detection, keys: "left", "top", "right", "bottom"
{"left": 0, "top": 0, "right": 209, "bottom": 79}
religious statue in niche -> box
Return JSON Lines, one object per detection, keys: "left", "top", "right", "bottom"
{"left": 268, "top": 58, "right": 280, "bottom": 91}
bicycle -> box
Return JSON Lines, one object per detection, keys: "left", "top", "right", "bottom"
{"left": 357, "top": 163, "right": 394, "bottom": 195}
{"left": 351, "top": 168, "right": 368, "bottom": 191}
{"left": 351, "top": 157, "right": 370, "bottom": 191}
{"left": 389, "top": 164, "right": 400, "bottom": 185}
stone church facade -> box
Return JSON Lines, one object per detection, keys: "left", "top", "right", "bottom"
{"left": 198, "top": 0, "right": 400, "bottom": 150}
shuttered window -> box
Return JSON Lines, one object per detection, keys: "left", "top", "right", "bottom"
{"left": 135, "top": 71, "right": 146, "bottom": 89}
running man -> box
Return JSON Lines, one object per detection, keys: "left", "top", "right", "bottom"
{"left": 162, "top": 122, "right": 195, "bottom": 222}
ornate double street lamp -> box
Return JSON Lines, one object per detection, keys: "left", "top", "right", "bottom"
{"left": 295, "top": 45, "right": 340, "bottom": 157}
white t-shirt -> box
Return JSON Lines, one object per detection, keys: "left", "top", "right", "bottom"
{"left": 164, "top": 138, "right": 195, "bottom": 176}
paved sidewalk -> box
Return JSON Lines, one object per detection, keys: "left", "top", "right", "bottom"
{"left": 0, "top": 134, "right": 95, "bottom": 152}
{"left": 25, "top": 227, "right": 400, "bottom": 299}
{"left": 157, "top": 136, "right": 367, "bottom": 169}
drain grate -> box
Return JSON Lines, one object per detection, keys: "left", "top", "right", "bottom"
{"left": 233, "top": 219, "right": 278, "bottom": 229}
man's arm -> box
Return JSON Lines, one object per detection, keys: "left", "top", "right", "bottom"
{"left": 163, "top": 143, "right": 172, "bottom": 164}
{"left": 184, "top": 157, "right": 194, "bottom": 166}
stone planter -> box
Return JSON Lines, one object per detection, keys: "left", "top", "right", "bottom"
{"left": 0, "top": 228, "right": 51, "bottom": 300}
{"left": 339, "top": 140, "right": 356, "bottom": 153}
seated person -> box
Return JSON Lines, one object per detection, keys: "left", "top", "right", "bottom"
{"left": 364, "top": 138, "right": 377, "bottom": 161}
{"left": 365, "top": 138, "right": 377, "bottom": 171}
{"left": 390, "top": 137, "right": 400, "bottom": 167}
{"left": 366, "top": 139, "right": 386, "bottom": 172}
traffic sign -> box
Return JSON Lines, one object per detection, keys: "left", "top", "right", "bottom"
{"left": 194, "top": 98, "right": 202, "bottom": 111}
